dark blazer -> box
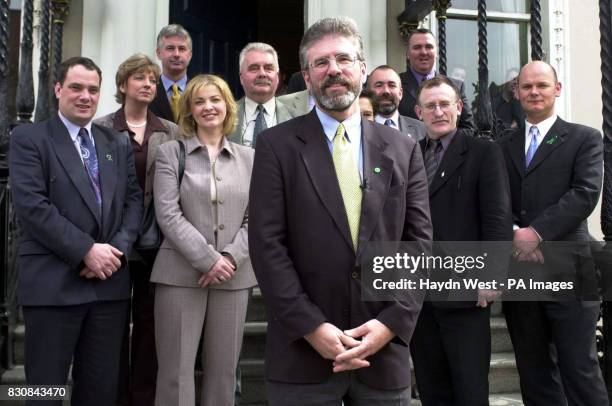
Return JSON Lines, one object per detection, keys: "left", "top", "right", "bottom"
{"left": 398, "top": 114, "right": 426, "bottom": 141}
{"left": 398, "top": 71, "right": 475, "bottom": 130}
{"left": 421, "top": 130, "right": 513, "bottom": 304}
{"left": 498, "top": 118, "right": 602, "bottom": 242}
{"left": 249, "top": 110, "right": 432, "bottom": 390}
{"left": 9, "top": 115, "right": 143, "bottom": 306}
{"left": 149, "top": 84, "right": 175, "bottom": 123}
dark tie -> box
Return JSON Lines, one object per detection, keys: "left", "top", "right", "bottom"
{"left": 77, "top": 128, "right": 102, "bottom": 209}
{"left": 384, "top": 119, "right": 394, "bottom": 127}
{"left": 253, "top": 104, "right": 268, "bottom": 147}
{"left": 424, "top": 139, "right": 441, "bottom": 186}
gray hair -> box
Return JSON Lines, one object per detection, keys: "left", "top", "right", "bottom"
{"left": 156, "top": 24, "right": 192, "bottom": 50}
{"left": 238, "top": 42, "right": 279, "bottom": 72}
{"left": 299, "top": 16, "right": 364, "bottom": 70}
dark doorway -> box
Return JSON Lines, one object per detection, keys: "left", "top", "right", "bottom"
{"left": 170, "top": 0, "right": 304, "bottom": 99}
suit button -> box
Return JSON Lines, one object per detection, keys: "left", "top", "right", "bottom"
{"left": 219, "top": 224, "right": 225, "bottom": 230}
{"left": 218, "top": 199, "right": 224, "bottom": 205}
{"left": 60, "top": 209, "right": 67, "bottom": 215}
{"left": 216, "top": 176, "right": 222, "bottom": 181}
{"left": 351, "top": 271, "right": 359, "bottom": 279}
{"left": 50, "top": 176, "right": 56, "bottom": 182}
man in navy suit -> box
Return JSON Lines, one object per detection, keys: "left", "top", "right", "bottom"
{"left": 149, "top": 24, "right": 192, "bottom": 123}
{"left": 9, "top": 57, "right": 142, "bottom": 406}
{"left": 499, "top": 61, "right": 608, "bottom": 405}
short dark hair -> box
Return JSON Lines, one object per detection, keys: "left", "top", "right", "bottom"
{"left": 416, "top": 76, "right": 460, "bottom": 104}
{"left": 407, "top": 28, "right": 435, "bottom": 45}
{"left": 57, "top": 57, "right": 102, "bottom": 86}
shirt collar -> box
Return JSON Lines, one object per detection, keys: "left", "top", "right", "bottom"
{"left": 58, "top": 111, "right": 93, "bottom": 143}
{"left": 245, "top": 96, "right": 276, "bottom": 119}
{"left": 375, "top": 111, "right": 400, "bottom": 127}
{"left": 427, "top": 129, "right": 457, "bottom": 151}
{"left": 525, "top": 114, "right": 557, "bottom": 139}
{"left": 111, "top": 108, "right": 168, "bottom": 135}
{"left": 410, "top": 67, "right": 435, "bottom": 83}
{"left": 315, "top": 106, "right": 362, "bottom": 144}
{"left": 183, "top": 134, "right": 236, "bottom": 158}
{"left": 161, "top": 74, "right": 188, "bottom": 93}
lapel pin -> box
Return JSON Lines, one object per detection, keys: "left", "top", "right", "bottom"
{"left": 441, "top": 171, "right": 445, "bottom": 178}
{"left": 374, "top": 167, "right": 381, "bottom": 174}
{"left": 106, "top": 154, "right": 113, "bottom": 162}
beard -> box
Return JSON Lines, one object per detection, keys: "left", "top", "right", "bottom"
{"left": 314, "top": 75, "right": 361, "bottom": 111}
{"left": 374, "top": 94, "right": 399, "bottom": 115}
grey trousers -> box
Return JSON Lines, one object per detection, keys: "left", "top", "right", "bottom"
{"left": 266, "top": 371, "right": 411, "bottom": 406}
{"left": 154, "top": 284, "right": 250, "bottom": 406}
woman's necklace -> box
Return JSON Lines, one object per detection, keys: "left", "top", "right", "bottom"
{"left": 126, "top": 119, "right": 147, "bottom": 128}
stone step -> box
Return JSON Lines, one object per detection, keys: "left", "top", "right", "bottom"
{"left": 491, "top": 316, "right": 513, "bottom": 353}
{"left": 247, "top": 287, "right": 267, "bottom": 322}
{"left": 489, "top": 352, "right": 520, "bottom": 394}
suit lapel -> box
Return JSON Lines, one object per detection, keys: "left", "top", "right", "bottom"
{"left": 275, "top": 99, "right": 292, "bottom": 124}
{"left": 356, "top": 120, "right": 393, "bottom": 257}
{"left": 402, "top": 72, "right": 418, "bottom": 103}
{"left": 229, "top": 98, "right": 246, "bottom": 143}
{"left": 153, "top": 85, "right": 174, "bottom": 122}
{"left": 428, "top": 133, "right": 467, "bottom": 196}
{"left": 526, "top": 118, "right": 568, "bottom": 175}
{"left": 92, "top": 125, "right": 117, "bottom": 225}
{"left": 298, "top": 111, "right": 354, "bottom": 252}
{"left": 49, "top": 116, "right": 101, "bottom": 223}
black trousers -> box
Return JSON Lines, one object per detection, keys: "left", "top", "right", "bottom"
{"left": 504, "top": 301, "right": 608, "bottom": 406}
{"left": 410, "top": 303, "right": 491, "bottom": 406}
{"left": 23, "top": 299, "right": 129, "bottom": 406}
{"left": 117, "top": 259, "right": 158, "bottom": 406}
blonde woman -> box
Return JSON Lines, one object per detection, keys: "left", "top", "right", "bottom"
{"left": 151, "top": 74, "right": 255, "bottom": 406}
{"left": 94, "top": 53, "right": 180, "bottom": 405}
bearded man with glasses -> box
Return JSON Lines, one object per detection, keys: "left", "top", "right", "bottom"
{"left": 249, "top": 16, "right": 432, "bottom": 406}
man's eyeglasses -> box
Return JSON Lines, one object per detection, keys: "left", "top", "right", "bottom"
{"left": 309, "top": 54, "right": 359, "bottom": 72}
{"left": 420, "top": 100, "right": 457, "bottom": 113}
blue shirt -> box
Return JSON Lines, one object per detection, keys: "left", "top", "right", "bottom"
{"left": 160, "top": 74, "right": 188, "bottom": 100}
{"left": 315, "top": 106, "right": 363, "bottom": 180}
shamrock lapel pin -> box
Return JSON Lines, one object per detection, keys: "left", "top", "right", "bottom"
{"left": 106, "top": 154, "right": 113, "bottom": 162}
{"left": 374, "top": 167, "right": 381, "bottom": 174}
{"left": 545, "top": 135, "right": 558, "bottom": 145}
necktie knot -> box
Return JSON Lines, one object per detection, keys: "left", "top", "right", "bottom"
{"left": 384, "top": 119, "right": 394, "bottom": 127}
{"left": 334, "top": 123, "right": 346, "bottom": 142}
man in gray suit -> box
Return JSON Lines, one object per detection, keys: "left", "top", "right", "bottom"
{"left": 277, "top": 88, "right": 315, "bottom": 118}
{"left": 367, "top": 64, "right": 426, "bottom": 140}
{"left": 229, "top": 42, "right": 293, "bottom": 147}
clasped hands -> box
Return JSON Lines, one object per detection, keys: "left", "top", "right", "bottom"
{"left": 198, "top": 256, "right": 236, "bottom": 287}
{"left": 79, "top": 243, "right": 123, "bottom": 280}
{"left": 512, "top": 226, "right": 544, "bottom": 264}
{"left": 304, "top": 320, "right": 394, "bottom": 373}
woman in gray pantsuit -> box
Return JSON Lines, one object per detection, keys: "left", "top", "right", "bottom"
{"left": 151, "top": 74, "right": 256, "bottom": 406}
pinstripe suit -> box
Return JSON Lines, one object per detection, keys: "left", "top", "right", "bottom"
{"left": 152, "top": 135, "right": 256, "bottom": 406}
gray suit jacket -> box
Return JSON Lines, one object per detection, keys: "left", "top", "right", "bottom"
{"left": 228, "top": 97, "right": 294, "bottom": 145}
{"left": 398, "top": 115, "right": 427, "bottom": 141}
{"left": 277, "top": 90, "right": 312, "bottom": 118}
{"left": 151, "top": 136, "right": 256, "bottom": 290}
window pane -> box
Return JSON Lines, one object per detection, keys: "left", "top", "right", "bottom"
{"left": 446, "top": 18, "right": 529, "bottom": 126}
{"left": 450, "top": 0, "right": 528, "bottom": 13}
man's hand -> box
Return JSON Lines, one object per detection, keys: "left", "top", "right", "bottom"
{"left": 79, "top": 267, "right": 97, "bottom": 279}
{"left": 333, "top": 319, "right": 395, "bottom": 373}
{"left": 199, "top": 256, "right": 236, "bottom": 287}
{"left": 83, "top": 243, "right": 123, "bottom": 280}
{"left": 304, "top": 322, "right": 360, "bottom": 361}
{"left": 477, "top": 289, "right": 502, "bottom": 308}
{"left": 513, "top": 227, "right": 544, "bottom": 263}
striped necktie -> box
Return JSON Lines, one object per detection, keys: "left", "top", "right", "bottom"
{"left": 332, "top": 123, "right": 362, "bottom": 250}
{"left": 252, "top": 104, "right": 268, "bottom": 147}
